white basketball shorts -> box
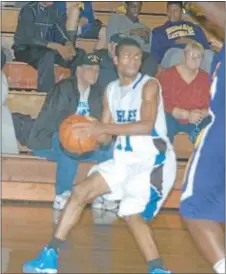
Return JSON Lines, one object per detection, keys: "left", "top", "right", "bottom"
{"left": 88, "top": 149, "right": 176, "bottom": 219}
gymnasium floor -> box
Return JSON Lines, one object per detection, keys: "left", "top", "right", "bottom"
{"left": 2, "top": 203, "right": 213, "bottom": 273}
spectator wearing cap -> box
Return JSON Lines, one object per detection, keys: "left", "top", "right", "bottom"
{"left": 106, "top": 2, "right": 158, "bottom": 77}
{"left": 1, "top": 50, "right": 19, "bottom": 154}
{"left": 27, "top": 53, "right": 115, "bottom": 211}
{"left": 151, "top": 1, "right": 214, "bottom": 73}
{"left": 95, "top": 33, "right": 122, "bottom": 89}
{"left": 13, "top": 1, "right": 85, "bottom": 93}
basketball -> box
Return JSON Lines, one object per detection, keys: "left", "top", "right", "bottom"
{"left": 59, "top": 114, "right": 98, "bottom": 154}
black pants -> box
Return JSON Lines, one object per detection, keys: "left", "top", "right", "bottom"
{"left": 14, "top": 46, "right": 84, "bottom": 92}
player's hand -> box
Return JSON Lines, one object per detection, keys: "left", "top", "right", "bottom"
{"left": 96, "top": 134, "right": 112, "bottom": 146}
{"left": 72, "top": 118, "right": 104, "bottom": 137}
{"left": 188, "top": 109, "right": 203, "bottom": 124}
{"left": 84, "top": 123, "right": 105, "bottom": 137}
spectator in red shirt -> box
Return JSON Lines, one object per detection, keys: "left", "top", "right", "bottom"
{"left": 157, "top": 41, "right": 212, "bottom": 144}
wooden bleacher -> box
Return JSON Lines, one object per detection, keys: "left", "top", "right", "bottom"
{"left": 1, "top": 7, "right": 168, "bottom": 89}
{"left": 6, "top": 90, "right": 194, "bottom": 157}
{"left": 4, "top": 90, "right": 192, "bottom": 208}
{"left": 1, "top": 7, "right": 168, "bottom": 65}
{"left": 4, "top": 89, "right": 193, "bottom": 208}
{"left": 1, "top": 4, "right": 221, "bottom": 90}
{"left": 1, "top": 32, "right": 99, "bottom": 58}
{"left": 92, "top": 1, "right": 167, "bottom": 14}
{"left": 2, "top": 153, "right": 184, "bottom": 208}
{"left": 3, "top": 62, "right": 71, "bottom": 90}
{"left": 1, "top": 2, "right": 197, "bottom": 208}
{"left": 1, "top": 7, "right": 168, "bottom": 34}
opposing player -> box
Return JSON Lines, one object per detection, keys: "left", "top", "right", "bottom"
{"left": 22, "top": 38, "right": 176, "bottom": 274}
{"left": 180, "top": 2, "right": 225, "bottom": 274}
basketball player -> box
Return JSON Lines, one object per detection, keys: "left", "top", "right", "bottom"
{"left": 180, "top": 2, "right": 225, "bottom": 274}
{"left": 23, "top": 38, "right": 176, "bottom": 274}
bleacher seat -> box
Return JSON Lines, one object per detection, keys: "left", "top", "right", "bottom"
{"left": 2, "top": 153, "right": 184, "bottom": 208}
{"left": 3, "top": 62, "right": 70, "bottom": 90}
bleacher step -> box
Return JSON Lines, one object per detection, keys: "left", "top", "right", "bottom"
{"left": 2, "top": 154, "right": 186, "bottom": 208}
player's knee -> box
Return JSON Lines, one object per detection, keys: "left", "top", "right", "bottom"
{"left": 71, "top": 179, "right": 96, "bottom": 205}
{"left": 70, "top": 182, "right": 90, "bottom": 205}
{"left": 123, "top": 214, "right": 141, "bottom": 225}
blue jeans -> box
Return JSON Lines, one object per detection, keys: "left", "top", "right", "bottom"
{"left": 33, "top": 133, "right": 114, "bottom": 195}
{"left": 166, "top": 114, "right": 212, "bottom": 143}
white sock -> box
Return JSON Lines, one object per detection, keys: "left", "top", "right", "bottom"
{"left": 213, "top": 258, "right": 225, "bottom": 274}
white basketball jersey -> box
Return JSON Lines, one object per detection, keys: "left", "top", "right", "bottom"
{"left": 106, "top": 73, "right": 171, "bottom": 163}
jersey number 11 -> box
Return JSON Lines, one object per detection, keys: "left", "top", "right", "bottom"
{"left": 117, "top": 136, "right": 133, "bottom": 152}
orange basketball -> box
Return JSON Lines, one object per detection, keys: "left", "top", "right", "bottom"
{"left": 59, "top": 115, "right": 98, "bottom": 154}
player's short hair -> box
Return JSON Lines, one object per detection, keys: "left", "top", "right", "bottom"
{"left": 167, "top": 1, "right": 183, "bottom": 9}
{"left": 115, "top": 38, "right": 142, "bottom": 57}
{"left": 184, "top": 41, "right": 205, "bottom": 55}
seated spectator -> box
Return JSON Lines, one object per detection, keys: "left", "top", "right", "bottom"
{"left": 152, "top": 1, "right": 214, "bottom": 73}
{"left": 26, "top": 53, "right": 116, "bottom": 211}
{"left": 107, "top": 1, "right": 158, "bottom": 77}
{"left": 157, "top": 41, "right": 212, "bottom": 144}
{"left": 1, "top": 50, "right": 19, "bottom": 154}
{"left": 13, "top": 1, "right": 84, "bottom": 93}
{"left": 54, "top": 1, "right": 107, "bottom": 50}
{"left": 95, "top": 33, "right": 121, "bottom": 89}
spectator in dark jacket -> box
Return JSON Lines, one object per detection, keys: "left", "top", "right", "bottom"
{"left": 27, "top": 53, "right": 116, "bottom": 212}
{"left": 54, "top": 1, "right": 107, "bottom": 50}
{"left": 13, "top": 1, "right": 84, "bottom": 92}
{"left": 95, "top": 33, "right": 120, "bottom": 89}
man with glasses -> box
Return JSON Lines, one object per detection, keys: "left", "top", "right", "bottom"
{"left": 157, "top": 41, "right": 212, "bottom": 144}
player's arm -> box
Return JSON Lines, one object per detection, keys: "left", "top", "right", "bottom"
{"left": 101, "top": 79, "right": 159, "bottom": 136}
{"left": 96, "top": 90, "right": 114, "bottom": 145}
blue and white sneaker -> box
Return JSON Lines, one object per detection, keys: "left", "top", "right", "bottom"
{"left": 23, "top": 246, "right": 58, "bottom": 273}
{"left": 151, "top": 269, "right": 172, "bottom": 274}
